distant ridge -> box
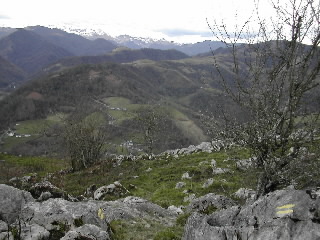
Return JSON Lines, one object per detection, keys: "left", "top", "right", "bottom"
{"left": 0, "top": 29, "right": 73, "bottom": 75}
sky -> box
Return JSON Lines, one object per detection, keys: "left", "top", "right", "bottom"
{"left": 0, "top": 0, "right": 276, "bottom": 43}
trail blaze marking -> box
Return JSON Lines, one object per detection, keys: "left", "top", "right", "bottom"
{"left": 276, "top": 204, "right": 295, "bottom": 216}
{"left": 276, "top": 204, "right": 295, "bottom": 209}
{"left": 98, "top": 208, "right": 105, "bottom": 220}
{"left": 277, "top": 209, "right": 294, "bottom": 214}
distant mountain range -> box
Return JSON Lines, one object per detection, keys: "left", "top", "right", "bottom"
{"left": 0, "top": 25, "right": 224, "bottom": 90}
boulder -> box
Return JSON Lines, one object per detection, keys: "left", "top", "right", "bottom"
{"left": 168, "top": 205, "right": 184, "bottom": 215}
{"left": 195, "top": 142, "right": 213, "bottom": 153}
{"left": 37, "top": 191, "right": 52, "bottom": 202}
{"left": 29, "top": 181, "right": 65, "bottom": 199}
{"left": 183, "top": 189, "right": 320, "bottom": 240}
{"left": 0, "top": 184, "right": 34, "bottom": 224}
{"left": 94, "top": 182, "right": 128, "bottom": 200}
{"left": 0, "top": 184, "right": 177, "bottom": 239}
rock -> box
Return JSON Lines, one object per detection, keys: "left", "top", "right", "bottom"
{"left": 84, "top": 184, "right": 97, "bottom": 198}
{"left": 212, "top": 168, "right": 231, "bottom": 175}
{"left": 61, "top": 224, "right": 110, "bottom": 240}
{"left": 29, "top": 181, "right": 65, "bottom": 199}
{"left": 0, "top": 220, "right": 8, "bottom": 233}
{"left": 236, "top": 158, "right": 254, "bottom": 170}
{"left": 37, "top": 191, "right": 52, "bottom": 202}
{"left": 183, "top": 189, "right": 191, "bottom": 194}
{"left": 0, "top": 184, "right": 34, "bottom": 224}
{"left": 211, "top": 159, "right": 217, "bottom": 169}
{"left": 187, "top": 193, "right": 236, "bottom": 213}
{"left": 182, "top": 172, "right": 192, "bottom": 180}
{"left": 184, "top": 194, "right": 196, "bottom": 203}
{"left": 0, "top": 232, "right": 13, "bottom": 240}
{"left": 18, "top": 193, "right": 176, "bottom": 238}
{"left": 168, "top": 205, "right": 184, "bottom": 215}
{"left": 306, "top": 187, "right": 320, "bottom": 199}
{"left": 176, "top": 182, "right": 186, "bottom": 189}
{"left": 94, "top": 182, "right": 128, "bottom": 200}
{"left": 233, "top": 188, "right": 256, "bottom": 200}
{"left": 202, "top": 178, "right": 214, "bottom": 188}
{"left": 183, "top": 189, "right": 320, "bottom": 240}
{"left": 195, "top": 142, "right": 213, "bottom": 153}
{"left": 146, "top": 167, "right": 152, "bottom": 172}
{"left": 19, "top": 223, "right": 50, "bottom": 240}
{"left": 8, "top": 174, "right": 37, "bottom": 189}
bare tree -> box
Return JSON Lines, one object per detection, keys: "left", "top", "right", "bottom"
{"left": 63, "top": 103, "right": 107, "bottom": 171}
{"left": 135, "top": 106, "right": 170, "bottom": 154}
{"left": 208, "top": 0, "right": 320, "bottom": 197}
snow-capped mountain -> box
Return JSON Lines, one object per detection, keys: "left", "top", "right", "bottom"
{"left": 53, "top": 25, "right": 225, "bottom": 56}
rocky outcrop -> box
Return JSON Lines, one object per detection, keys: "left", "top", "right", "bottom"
{"left": 163, "top": 141, "right": 226, "bottom": 156}
{"left": 0, "top": 184, "right": 34, "bottom": 224}
{"left": 0, "top": 184, "right": 177, "bottom": 240}
{"left": 93, "top": 181, "right": 129, "bottom": 200}
{"left": 183, "top": 189, "right": 320, "bottom": 240}
{"left": 187, "top": 193, "right": 236, "bottom": 213}
{"left": 61, "top": 224, "right": 110, "bottom": 240}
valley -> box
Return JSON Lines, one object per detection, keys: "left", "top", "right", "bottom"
{"left": 0, "top": 20, "right": 320, "bottom": 240}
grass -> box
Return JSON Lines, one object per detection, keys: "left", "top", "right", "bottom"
{"left": 1, "top": 113, "right": 66, "bottom": 153}
{"left": 2, "top": 142, "right": 319, "bottom": 239}
{"left": 0, "top": 136, "right": 262, "bottom": 240}
{"left": 0, "top": 153, "right": 68, "bottom": 183}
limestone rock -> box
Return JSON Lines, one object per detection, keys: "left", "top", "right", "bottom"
{"left": 19, "top": 223, "right": 50, "bottom": 240}
{"left": 29, "top": 181, "right": 65, "bottom": 199}
{"left": 183, "top": 189, "right": 320, "bottom": 240}
{"left": 211, "top": 159, "right": 217, "bottom": 168}
{"left": 37, "top": 191, "right": 52, "bottom": 202}
{"left": 212, "top": 168, "right": 231, "bottom": 175}
{"left": 94, "top": 182, "right": 128, "bottom": 200}
{"left": 236, "top": 158, "right": 254, "bottom": 170}
{"left": 0, "top": 184, "right": 34, "bottom": 224}
{"left": 168, "top": 205, "right": 184, "bottom": 215}
{"left": 233, "top": 188, "right": 256, "bottom": 200}
{"left": 184, "top": 194, "right": 196, "bottom": 203}
{"left": 202, "top": 178, "right": 214, "bottom": 188}
{"left": 176, "top": 182, "right": 186, "bottom": 189}
{"left": 0, "top": 220, "right": 8, "bottom": 232}
{"left": 84, "top": 184, "right": 97, "bottom": 198}
{"left": 182, "top": 172, "right": 192, "bottom": 180}
{"left": 0, "top": 184, "right": 176, "bottom": 239}
{"left": 61, "top": 224, "right": 110, "bottom": 240}
{"left": 187, "top": 193, "right": 236, "bottom": 213}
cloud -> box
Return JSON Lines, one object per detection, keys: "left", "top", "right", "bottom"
{"left": 160, "top": 28, "right": 212, "bottom": 38}
{"left": 0, "top": 14, "right": 10, "bottom": 19}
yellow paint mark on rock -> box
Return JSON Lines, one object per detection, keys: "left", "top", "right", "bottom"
{"left": 276, "top": 204, "right": 295, "bottom": 209}
{"left": 276, "top": 209, "right": 294, "bottom": 215}
{"left": 98, "top": 208, "right": 105, "bottom": 220}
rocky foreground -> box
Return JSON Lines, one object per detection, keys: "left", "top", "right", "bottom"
{"left": 1, "top": 183, "right": 320, "bottom": 240}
